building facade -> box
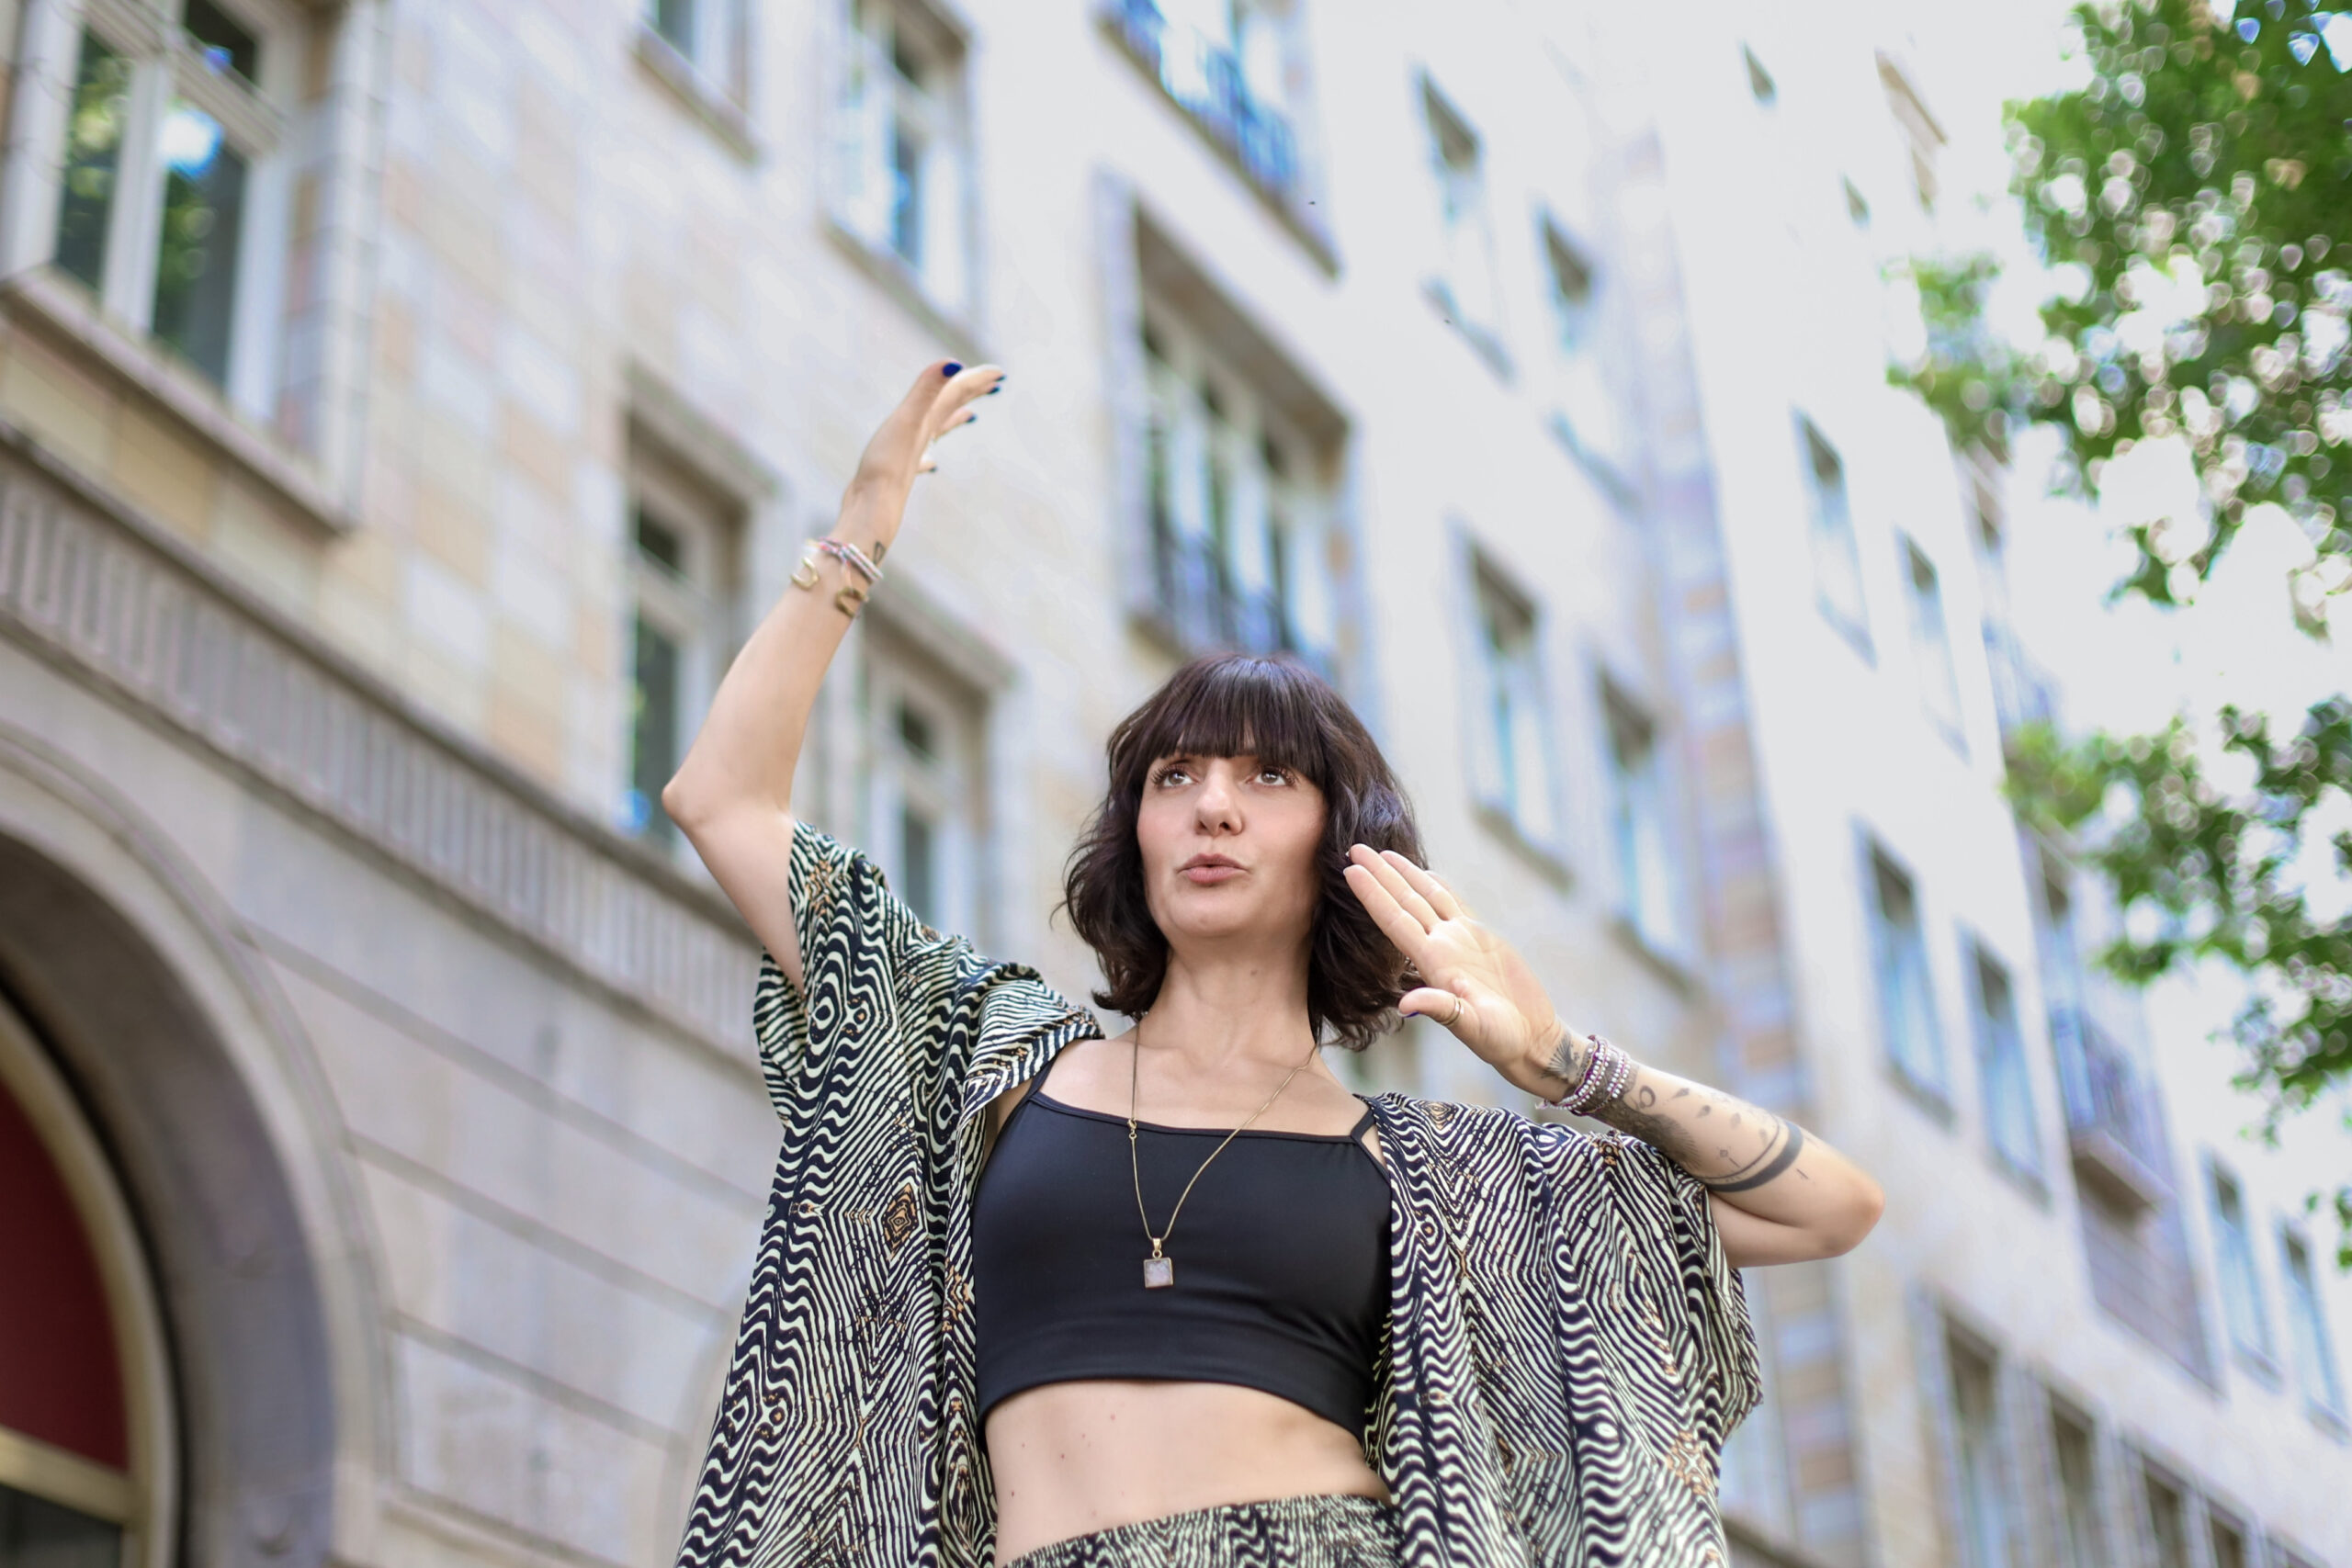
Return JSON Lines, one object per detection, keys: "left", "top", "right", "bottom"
{"left": 0, "top": 5, "right": 2342, "bottom": 1568}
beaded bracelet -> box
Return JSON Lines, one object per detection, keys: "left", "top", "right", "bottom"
{"left": 1546, "top": 1033, "right": 1630, "bottom": 1114}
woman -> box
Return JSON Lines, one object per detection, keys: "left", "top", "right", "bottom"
{"left": 664, "top": 363, "right": 1883, "bottom": 1568}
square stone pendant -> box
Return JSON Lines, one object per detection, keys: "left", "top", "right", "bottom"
{"left": 1142, "top": 1255, "right": 1174, "bottom": 1289}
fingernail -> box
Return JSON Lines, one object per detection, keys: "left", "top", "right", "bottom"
{"left": 943, "top": 362, "right": 963, "bottom": 377}
{"left": 988, "top": 384, "right": 1001, "bottom": 394}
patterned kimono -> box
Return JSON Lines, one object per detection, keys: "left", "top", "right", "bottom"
{"left": 674, "top": 825, "right": 1759, "bottom": 1568}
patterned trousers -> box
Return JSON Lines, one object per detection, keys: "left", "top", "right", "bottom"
{"left": 1003, "top": 1494, "right": 1403, "bottom": 1568}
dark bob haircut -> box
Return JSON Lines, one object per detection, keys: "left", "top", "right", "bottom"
{"left": 1061, "top": 653, "right": 1424, "bottom": 1050}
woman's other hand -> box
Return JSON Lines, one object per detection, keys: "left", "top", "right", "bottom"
{"left": 1340, "top": 845, "right": 1571, "bottom": 1091}
{"left": 850, "top": 360, "right": 1003, "bottom": 508}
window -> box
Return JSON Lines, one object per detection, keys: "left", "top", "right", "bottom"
{"left": 1903, "top": 538, "right": 1963, "bottom": 745}
{"left": 1879, "top": 53, "right": 1946, "bottom": 213}
{"left": 1743, "top": 44, "right": 1777, "bottom": 105}
{"left": 1468, "top": 557, "right": 1563, "bottom": 854}
{"left": 623, "top": 445, "right": 742, "bottom": 846}
{"left": 1102, "top": 0, "right": 1312, "bottom": 218}
{"left": 1137, "top": 287, "right": 1339, "bottom": 668}
{"left": 1844, "top": 176, "right": 1871, "bottom": 227}
{"left": 1866, "top": 842, "right": 1945, "bottom": 1095}
{"left": 1947, "top": 1333, "right": 2014, "bottom": 1568}
{"left": 1602, "top": 683, "right": 1684, "bottom": 955}
{"left": 647, "top": 0, "right": 750, "bottom": 104}
{"left": 2280, "top": 1225, "right": 2346, "bottom": 1417}
{"left": 37, "top": 0, "right": 292, "bottom": 406}
{"left": 2048, "top": 1403, "right": 2105, "bottom": 1568}
{"left": 2207, "top": 1163, "right": 2274, "bottom": 1366}
{"left": 1968, "top": 943, "right": 2039, "bottom": 1177}
{"left": 862, "top": 628, "right": 983, "bottom": 937}
{"left": 1419, "top": 78, "right": 1503, "bottom": 361}
{"left": 2210, "top": 1512, "right": 2251, "bottom": 1568}
{"left": 831, "top": 0, "right": 971, "bottom": 318}
{"left": 1540, "top": 219, "right": 1626, "bottom": 473}
{"left": 2142, "top": 1466, "right": 2191, "bottom": 1568}
{"left": 1800, "top": 419, "right": 1871, "bottom": 654}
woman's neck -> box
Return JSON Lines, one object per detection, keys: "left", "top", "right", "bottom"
{"left": 1142, "top": 946, "right": 1319, "bottom": 1073}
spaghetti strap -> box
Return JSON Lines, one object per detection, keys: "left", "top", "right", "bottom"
{"left": 1349, "top": 1100, "right": 1377, "bottom": 1143}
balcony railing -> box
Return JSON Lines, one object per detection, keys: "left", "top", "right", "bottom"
{"left": 1148, "top": 522, "right": 1329, "bottom": 677}
{"left": 1104, "top": 0, "right": 1302, "bottom": 207}
{"left": 2050, "top": 1005, "right": 2172, "bottom": 1213}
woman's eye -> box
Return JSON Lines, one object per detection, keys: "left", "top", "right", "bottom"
{"left": 1258, "top": 767, "right": 1290, "bottom": 785}
{"left": 1154, "top": 766, "right": 1192, "bottom": 787}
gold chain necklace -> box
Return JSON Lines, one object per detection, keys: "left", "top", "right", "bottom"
{"left": 1127, "top": 1014, "right": 1320, "bottom": 1290}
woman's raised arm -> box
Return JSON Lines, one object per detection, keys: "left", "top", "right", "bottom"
{"left": 662, "top": 361, "right": 1003, "bottom": 985}
{"left": 1341, "top": 845, "right": 1884, "bottom": 1269}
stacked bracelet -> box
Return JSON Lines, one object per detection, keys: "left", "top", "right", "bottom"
{"left": 791, "top": 537, "right": 886, "bottom": 617}
{"left": 1545, "top": 1032, "right": 1631, "bottom": 1114}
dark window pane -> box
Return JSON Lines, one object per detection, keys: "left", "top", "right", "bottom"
{"left": 628, "top": 615, "right": 681, "bottom": 842}
{"left": 183, "top": 0, "right": 261, "bottom": 84}
{"left": 890, "top": 120, "right": 923, "bottom": 265}
{"left": 54, "top": 31, "right": 131, "bottom": 294}
{"left": 896, "top": 700, "right": 933, "bottom": 761}
{"left": 0, "top": 1483, "right": 123, "bottom": 1568}
{"left": 634, "top": 508, "right": 685, "bottom": 574}
{"left": 653, "top": 0, "right": 695, "bottom": 55}
{"left": 900, "top": 805, "right": 935, "bottom": 923}
{"left": 150, "top": 104, "right": 247, "bottom": 388}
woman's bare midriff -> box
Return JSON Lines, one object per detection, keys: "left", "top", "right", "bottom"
{"left": 985, "top": 1379, "right": 1388, "bottom": 1564}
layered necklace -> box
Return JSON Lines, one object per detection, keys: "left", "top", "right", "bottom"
{"left": 1127, "top": 1013, "right": 1321, "bottom": 1289}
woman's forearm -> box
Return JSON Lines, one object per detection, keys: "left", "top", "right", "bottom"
{"left": 662, "top": 481, "right": 902, "bottom": 828}
{"left": 1520, "top": 1031, "right": 1883, "bottom": 1258}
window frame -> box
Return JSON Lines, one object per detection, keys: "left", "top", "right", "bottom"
{"left": 1535, "top": 213, "right": 1629, "bottom": 481}
{"left": 858, "top": 621, "right": 987, "bottom": 942}
{"left": 1964, "top": 936, "right": 2041, "bottom": 1181}
{"left": 1942, "top": 1325, "right": 2020, "bottom": 1568}
{"left": 1600, "top": 677, "right": 1688, "bottom": 962}
{"left": 8, "top": 0, "right": 300, "bottom": 418}
{"left": 2044, "top": 1395, "right": 2108, "bottom": 1568}
{"left": 2278, "top": 1221, "right": 2346, "bottom": 1423}
{"left": 1902, "top": 534, "right": 1965, "bottom": 750}
{"left": 2204, "top": 1157, "right": 2278, "bottom": 1373}
{"left": 827, "top": 0, "right": 976, "bottom": 325}
{"left": 1418, "top": 73, "right": 1507, "bottom": 373}
{"left": 621, "top": 438, "right": 745, "bottom": 851}
{"left": 1136, "top": 296, "right": 1336, "bottom": 668}
{"left": 1462, "top": 546, "right": 1566, "bottom": 868}
{"left": 1862, "top": 836, "right": 1948, "bottom": 1102}
{"left": 1798, "top": 414, "right": 1872, "bottom": 659}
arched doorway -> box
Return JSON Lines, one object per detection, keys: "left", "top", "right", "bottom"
{"left": 0, "top": 992, "right": 175, "bottom": 1568}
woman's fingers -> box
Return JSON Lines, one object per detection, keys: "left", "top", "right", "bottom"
{"left": 1383, "top": 850, "right": 1464, "bottom": 922}
{"left": 1342, "top": 863, "right": 1430, "bottom": 962}
{"left": 1399, "top": 985, "right": 1468, "bottom": 1029}
{"left": 1351, "top": 844, "right": 1439, "bottom": 931}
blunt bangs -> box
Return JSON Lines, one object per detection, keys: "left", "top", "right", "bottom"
{"left": 1110, "top": 655, "right": 1333, "bottom": 791}
{"left": 1064, "top": 652, "right": 1425, "bottom": 1049}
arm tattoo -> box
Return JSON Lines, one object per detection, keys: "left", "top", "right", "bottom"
{"left": 1582, "top": 1064, "right": 1808, "bottom": 1193}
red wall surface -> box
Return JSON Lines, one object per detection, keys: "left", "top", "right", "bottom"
{"left": 0, "top": 1071, "right": 128, "bottom": 1470}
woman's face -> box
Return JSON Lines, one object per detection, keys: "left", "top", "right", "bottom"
{"left": 1136, "top": 751, "right": 1328, "bottom": 958}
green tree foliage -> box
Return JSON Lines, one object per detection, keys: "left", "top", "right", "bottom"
{"left": 1893, "top": 0, "right": 2352, "bottom": 1257}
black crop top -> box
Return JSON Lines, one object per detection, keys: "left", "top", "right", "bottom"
{"left": 972, "top": 1083, "right": 1392, "bottom": 1438}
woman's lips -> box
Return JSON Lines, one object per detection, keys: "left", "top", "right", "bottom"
{"left": 1180, "top": 856, "right": 1243, "bottom": 885}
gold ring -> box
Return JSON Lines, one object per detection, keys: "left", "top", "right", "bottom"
{"left": 1443, "top": 994, "right": 1464, "bottom": 1028}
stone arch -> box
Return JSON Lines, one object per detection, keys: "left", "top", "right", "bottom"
{"left": 0, "top": 727, "right": 384, "bottom": 1568}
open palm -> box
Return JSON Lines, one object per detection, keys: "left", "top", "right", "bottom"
{"left": 852, "top": 359, "right": 1002, "bottom": 500}
{"left": 1341, "top": 844, "right": 1566, "bottom": 1079}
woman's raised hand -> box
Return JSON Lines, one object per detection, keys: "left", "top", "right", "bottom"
{"left": 850, "top": 360, "right": 1004, "bottom": 504}
{"left": 1342, "top": 845, "right": 1569, "bottom": 1085}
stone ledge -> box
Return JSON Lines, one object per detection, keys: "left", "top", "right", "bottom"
{"left": 0, "top": 268, "right": 356, "bottom": 536}
{"left": 0, "top": 421, "right": 758, "bottom": 1058}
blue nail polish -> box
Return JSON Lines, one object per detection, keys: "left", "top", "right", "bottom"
{"left": 943, "top": 362, "right": 963, "bottom": 377}
{"left": 988, "top": 385, "right": 1001, "bottom": 394}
